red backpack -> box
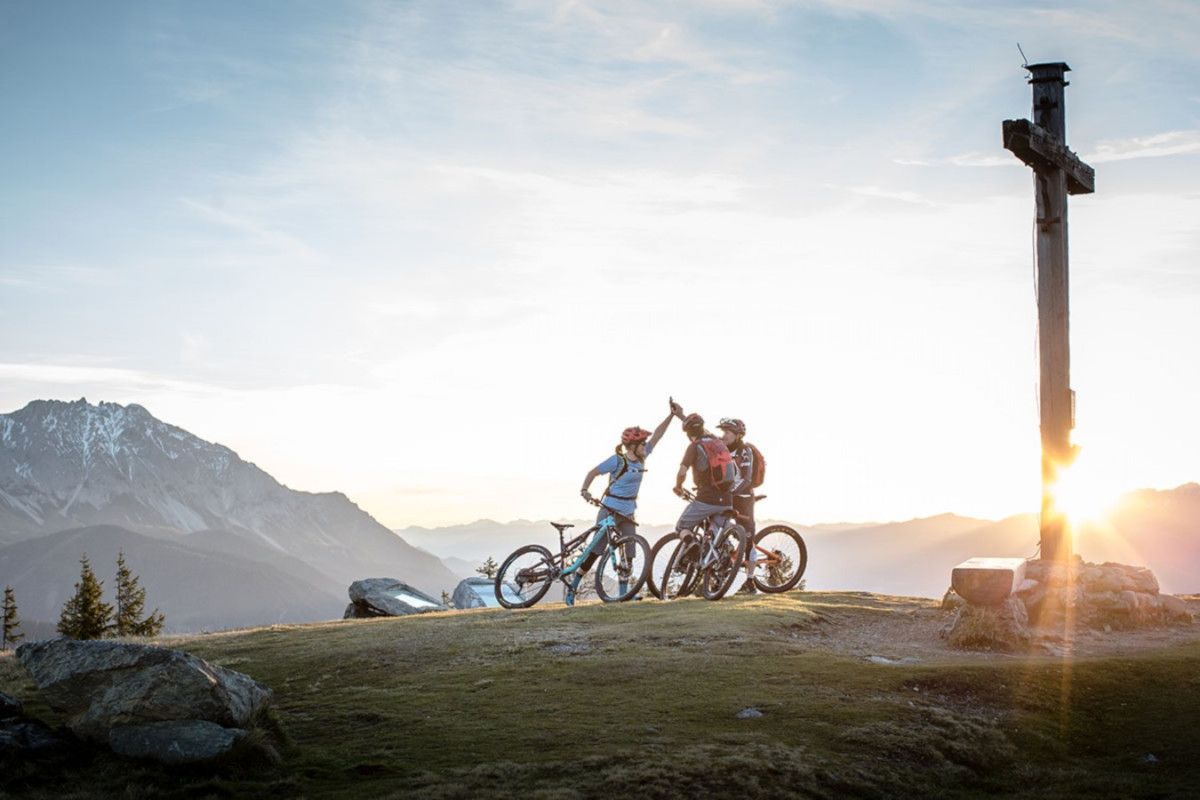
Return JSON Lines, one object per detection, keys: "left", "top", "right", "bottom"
{"left": 743, "top": 442, "right": 766, "bottom": 488}
{"left": 695, "top": 437, "right": 739, "bottom": 492}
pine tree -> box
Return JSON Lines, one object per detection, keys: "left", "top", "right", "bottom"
{"left": 441, "top": 590, "right": 452, "bottom": 608}
{"left": 2, "top": 585, "right": 23, "bottom": 650}
{"left": 477, "top": 556, "right": 499, "bottom": 580}
{"left": 114, "top": 551, "right": 165, "bottom": 638}
{"left": 58, "top": 555, "right": 114, "bottom": 640}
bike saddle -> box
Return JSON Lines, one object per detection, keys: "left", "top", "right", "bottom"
{"left": 551, "top": 522, "right": 575, "bottom": 533}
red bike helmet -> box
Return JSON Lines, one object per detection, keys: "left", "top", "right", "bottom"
{"left": 621, "top": 426, "right": 651, "bottom": 446}
{"left": 682, "top": 413, "right": 705, "bottom": 433}
{"left": 717, "top": 417, "right": 746, "bottom": 436}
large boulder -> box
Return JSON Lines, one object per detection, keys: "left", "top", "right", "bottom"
{"left": 108, "top": 720, "right": 244, "bottom": 765}
{"left": 16, "top": 638, "right": 271, "bottom": 758}
{"left": 1019, "top": 559, "right": 1191, "bottom": 630}
{"left": 345, "top": 578, "right": 448, "bottom": 618}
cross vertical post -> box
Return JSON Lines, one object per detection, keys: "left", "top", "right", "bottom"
{"left": 1003, "top": 62, "right": 1095, "bottom": 564}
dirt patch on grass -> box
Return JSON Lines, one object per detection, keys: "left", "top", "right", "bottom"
{"left": 788, "top": 592, "right": 1200, "bottom": 663}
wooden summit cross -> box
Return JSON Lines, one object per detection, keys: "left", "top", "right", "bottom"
{"left": 1003, "top": 62, "right": 1095, "bottom": 563}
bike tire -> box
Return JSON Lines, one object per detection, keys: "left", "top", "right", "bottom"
{"left": 750, "top": 525, "right": 808, "bottom": 593}
{"left": 494, "top": 544, "right": 556, "bottom": 609}
{"left": 595, "top": 533, "right": 651, "bottom": 602}
{"left": 660, "top": 537, "right": 699, "bottom": 601}
{"left": 645, "top": 531, "right": 681, "bottom": 600}
{"left": 701, "top": 524, "right": 747, "bottom": 600}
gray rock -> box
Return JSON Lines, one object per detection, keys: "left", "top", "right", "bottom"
{"left": 452, "top": 577, "right": 498, "bottom": 610}
{"left": 0, "top": 718, "right": 77, "bottom": 758}
{"left": 16, "top": 638, "right": 271, "bottom": 744}
{"left": 1016, "top": 558, "right": 1184, "bottom": 633}
{"left": 108, "top": 720, "right": 245, "bottom": 764}
{"left": 1161, "top": 594, "right": 1194, "bottom": 622}
{"left": 736, "top": 707, "right": 764, "bottom": 719}
{"left": 346, "top": 578, "right": 448, "bottom": 618}
{"left": 939, "top": 588, "right": 965, "bottom": 611}
{"left": 0, "top": 691, "right": 21, "bottom": 720}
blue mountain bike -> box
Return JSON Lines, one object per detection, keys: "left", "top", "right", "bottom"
{"left": 494, "top": 499, "right": 651, "bottom": 609}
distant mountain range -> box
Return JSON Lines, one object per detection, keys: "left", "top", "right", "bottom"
{"left": 401, "top": 488, "right": 1200, "bottom": 599}
{"left": 3, "top": 398, "right": 1195, "bottom": 641}
{"left": 0, "top": 398, "right": 461, "bottom": 636}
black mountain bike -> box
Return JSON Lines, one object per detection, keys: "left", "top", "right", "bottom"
{"left": 494, "top": 499, "right": 650, "bottom": 609}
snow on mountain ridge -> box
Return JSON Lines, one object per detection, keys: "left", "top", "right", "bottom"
{"left": 0, "top": 399, "right": 249, "bottom": 532}
{"left": 12, "top": 398, "right": 235, "bottom": 474}
{"left": 0, "top": 398, "right": 463, "bottom": 599}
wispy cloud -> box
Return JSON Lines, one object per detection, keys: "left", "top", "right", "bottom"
{"left": 894, "top": 129, "right": 1200, "bottom": 169}
{"left": 0, "top": 265, "right": 117, "bottom": 291}
{"left": 1084, "top": 130, "right": 1200, "bottom": 163}
{"left": 895, "top": 153, "right": 1013, "bottom": 168}
{"left": 0, "top": 362, "right": 209, "bottom": 394}
{"left": 839, "top": 184, "right": 939, "bottom": 206}
{"left": 178, "top": 198, "right": 327, "bottom": 265}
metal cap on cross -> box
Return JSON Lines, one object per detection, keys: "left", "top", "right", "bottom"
{"left": 1003, "top": 62, "right": 1095, "bottom": 563}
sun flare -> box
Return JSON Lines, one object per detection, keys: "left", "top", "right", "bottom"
{"left": 1051, "top": 456, "right": 1121, "bottom": 525}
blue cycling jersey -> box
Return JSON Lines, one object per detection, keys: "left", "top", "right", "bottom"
{"left": 595, "top": 442, "right": 653, "bottom": 518}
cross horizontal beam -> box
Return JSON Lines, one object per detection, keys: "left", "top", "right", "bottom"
{"left": 1003, "top": 118, "right": 1095, "bottom": 195}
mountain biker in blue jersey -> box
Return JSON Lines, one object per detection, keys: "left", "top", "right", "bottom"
{"left": 570, "top": 403, "right": 675, "bottom": 604}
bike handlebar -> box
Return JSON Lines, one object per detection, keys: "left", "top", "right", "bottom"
{"left": 584, "top": 495, "right": 638, "bottom": 526}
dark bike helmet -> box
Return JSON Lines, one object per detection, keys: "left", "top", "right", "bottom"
{"left": 621, "top": 426, "right": 651, "bottom": 445}
{"left": 682, "top": 413, "right": 705, "bottom": 434}
{"left": 717, "top": 417, "right": 746, "bottom": 436}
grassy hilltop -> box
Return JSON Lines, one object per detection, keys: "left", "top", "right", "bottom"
{"left": 3, "top": 592, "right": 1200, "bottom": 799}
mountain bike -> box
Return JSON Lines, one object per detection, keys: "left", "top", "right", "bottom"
{"left": 740, "top": 496, "right": 808, "bottom": 593}
{"left": 646, "top": 531, "right": 684, "bottom": 600}
{"left": 494, "top": 499, "right": 651, "bottom": 609}
{"left": 647, "top": 495, "right": 808, "bottom": 598}
{"left": 658, "top": 489, "right": 748, "bottom": 601}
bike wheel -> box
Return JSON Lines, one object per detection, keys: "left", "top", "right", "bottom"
{"left": 494, "top": 545, "right": 555, "bottom": 609}
{"left": 595, "top": 533, "right": 650, "bottom": 602}
{"left": 750, "top": 525, "right": 808, "bottom": 593}
{"left": 645, "top": 532, "right": 681, "bottom": 600}
{"left": 701, "top": 525, "right": 747, "bottom": 600}
{"left": 660, "top": 537, "right": 699, "bottom": 601}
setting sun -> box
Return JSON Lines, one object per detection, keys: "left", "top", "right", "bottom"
{"left": 1051, "top": 454, "right": 1122, "bottom": 525}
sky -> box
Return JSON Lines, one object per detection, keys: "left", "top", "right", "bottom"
{"left": 2, "top": 0, "right": 1198, "bottom": 530}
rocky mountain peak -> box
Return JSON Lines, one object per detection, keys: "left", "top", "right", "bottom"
{"left": 0, "top": 398, "right": 461, "bottom": 602}
{"left": 4, "top": 398, "right": 235, "bottom": 478}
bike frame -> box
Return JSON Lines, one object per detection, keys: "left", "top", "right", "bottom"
{"left": 692, "top": 519, "right": 732, "bottom": 568}
{"left": 556, "top": 505, "right": 633, "bottom": 583}
{"left": 677, "top": 488, "right": 737, "bottom": 555}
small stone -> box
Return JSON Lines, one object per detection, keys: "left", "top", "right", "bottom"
{"left": 736, "top": 708, "right": 763, "bottom": 719}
